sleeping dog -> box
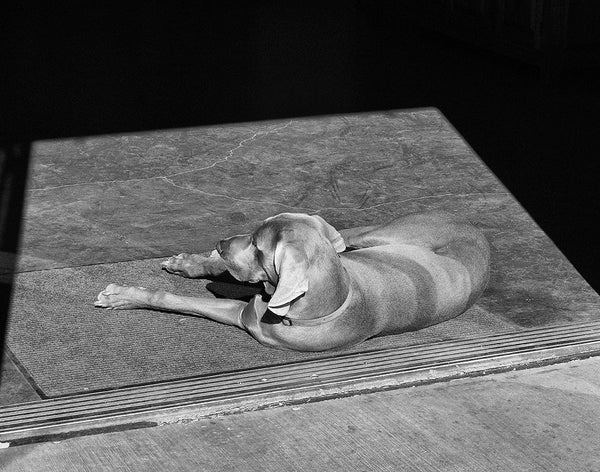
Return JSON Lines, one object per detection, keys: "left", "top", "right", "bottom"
{"left": 95, "top": 211, "right": 490, "bottom": 351}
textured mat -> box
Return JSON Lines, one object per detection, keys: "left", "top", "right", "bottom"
{"left": 8, "top": 256, "right": 521, "bottom": 397}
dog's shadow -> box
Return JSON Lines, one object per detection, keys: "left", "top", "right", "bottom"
{"left": 204, "top": 274, "right": 286, "bottom": 325}
{"left": 204, "top": 272, "right": 263, "bottom": 302}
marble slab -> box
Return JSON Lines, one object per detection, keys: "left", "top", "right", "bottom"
{"left": 21, "top": 109, "right": 503, "bottom": 270}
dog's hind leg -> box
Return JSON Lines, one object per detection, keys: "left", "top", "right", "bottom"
{"left": 339, "top": 212, "right": 477, "bottom": 250}
{"left": 95, "top": 284, "right": 246, "bottom": 327}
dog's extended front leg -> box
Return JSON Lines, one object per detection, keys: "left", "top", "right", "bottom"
{"left": 95, "top": 284, "right": 246, "bottom": 328}
{"left": 161, "top": 250, "right": 227, "bottom": 278}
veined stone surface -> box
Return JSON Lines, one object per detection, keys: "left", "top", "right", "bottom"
{"left": 21, "top": 109, "right": 503, "bottom": 270}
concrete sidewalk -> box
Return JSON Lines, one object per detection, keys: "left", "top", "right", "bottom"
{"left": 2, "top": 357, "right": 599, "bottom": 471}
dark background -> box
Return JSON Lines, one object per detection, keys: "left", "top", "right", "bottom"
{"left": 2, "top": 2, "right": 599, "bottom": 292}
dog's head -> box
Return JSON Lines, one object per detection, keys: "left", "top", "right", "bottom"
{"left": 216, "top": 213, "right": 346, "bottom": 316}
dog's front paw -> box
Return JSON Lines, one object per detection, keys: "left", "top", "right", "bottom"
{"left": 161, "top": 253, "right": 206, "bottom": 278}
{"left": 94, "top": 283, "right": 149, "bottom": 310}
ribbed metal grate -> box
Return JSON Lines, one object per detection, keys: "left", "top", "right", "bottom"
{"left": 2, "top": 320, "right": 600, "bottom": 443}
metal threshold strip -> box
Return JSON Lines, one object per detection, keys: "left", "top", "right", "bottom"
{"left": 2, "top": 320, "right": 600, "bottom": 445}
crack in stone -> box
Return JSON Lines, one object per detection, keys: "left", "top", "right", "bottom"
{"left": 25, "top": 119, "right": 508, "bottom": 215}
{"left": 163, "top": 120, "right": 294, "bottom": 179}
{"left": 27, "top": 120, "right": 294, "bottom": 193}
{"left": 158, "top": 176, "right": 317, "bottom": 212}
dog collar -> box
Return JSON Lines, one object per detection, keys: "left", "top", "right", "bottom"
{"left": 279, "top": 285, "right": 353, "bottom": 327}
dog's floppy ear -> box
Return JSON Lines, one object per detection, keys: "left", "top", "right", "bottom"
{"left": 267, "top": 241, "right": 309, "bottom": 316}
{"left": 311, "top": 215, "right": 346, "bottom": 253}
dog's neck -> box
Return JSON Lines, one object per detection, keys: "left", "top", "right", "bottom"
{"left": 287, "top": 252, "right": 351, "bottom": 321}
